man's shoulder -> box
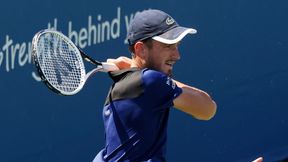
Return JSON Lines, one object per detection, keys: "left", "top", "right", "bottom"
{"left": 142, "top": 68, "right": 165, "bottom": 77}
{"left": 142, "top": 69, "right": 169, "bottom": 86}
{"left": 108, "top": 68, "right": 143, "bottom": 102}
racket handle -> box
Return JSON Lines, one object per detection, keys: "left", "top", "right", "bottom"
{"left": 101, "top": 62, "right": 119, "bottom": 72}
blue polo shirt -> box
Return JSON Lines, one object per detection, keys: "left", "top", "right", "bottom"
{"left": 93, "top": 68, "right": 182, "bottom": 162}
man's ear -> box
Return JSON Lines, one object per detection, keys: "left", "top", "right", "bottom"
{"left": 134, "top": 41, "right": 146, "bottom": 58}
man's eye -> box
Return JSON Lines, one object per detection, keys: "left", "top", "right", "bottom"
{"left": 165, "top": 44, "right": 178, "bottom": 50}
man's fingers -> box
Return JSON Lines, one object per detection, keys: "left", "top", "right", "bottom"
{"left": 252, "top": 157, "right": 263, "bottom": 162}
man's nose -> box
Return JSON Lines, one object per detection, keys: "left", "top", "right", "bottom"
{"left": 173, "top": 48, "right": 181, "bottom": 60}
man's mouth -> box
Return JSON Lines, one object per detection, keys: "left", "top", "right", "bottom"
{"left": 165, "top": 61, "right": 176, "bottom": 67}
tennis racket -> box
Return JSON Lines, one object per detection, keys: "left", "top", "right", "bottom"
{"left": 32, "top": 29, "right": 119, "bottom": 95}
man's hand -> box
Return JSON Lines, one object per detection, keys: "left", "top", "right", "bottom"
{"left": 106, "top": 56, "right": 132, "bottom": 70}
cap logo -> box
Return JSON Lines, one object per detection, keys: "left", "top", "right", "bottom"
{"left": 166, "top": 17, "right": 175, "bottom": 25}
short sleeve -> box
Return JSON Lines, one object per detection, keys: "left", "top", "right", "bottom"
{"left": 141, "top": 69, "right": 182, "bottom": 108}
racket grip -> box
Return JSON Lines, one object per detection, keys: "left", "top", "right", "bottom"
{"left": 101, "top": 62, "right": 119, "bottom": 72}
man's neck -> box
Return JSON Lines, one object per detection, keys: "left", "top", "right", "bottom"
{"left": 131, "top": 58, "right": 144, "bottom": 69}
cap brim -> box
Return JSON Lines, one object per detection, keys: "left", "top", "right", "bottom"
{"left": 152, "top": 27, "right": 197, "bottom": 44}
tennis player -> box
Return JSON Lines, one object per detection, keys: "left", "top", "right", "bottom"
{"left": 93, "top": 9, "right": 217, "bottom": 162}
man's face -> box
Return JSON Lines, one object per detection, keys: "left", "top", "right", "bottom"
{"left": 144, "top": 40, "right": 180, "bottom": 76}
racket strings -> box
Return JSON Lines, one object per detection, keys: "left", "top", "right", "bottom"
{"left": 36, "top": 33, "right": 85, "bottom": 93}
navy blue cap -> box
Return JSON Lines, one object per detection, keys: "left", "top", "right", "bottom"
{"left": 127, "top": 9, "right": 197, "bottom": 45}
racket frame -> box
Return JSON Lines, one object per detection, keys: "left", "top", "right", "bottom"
{"left": 32, "top": 29, "right": 117, "bottom": 95}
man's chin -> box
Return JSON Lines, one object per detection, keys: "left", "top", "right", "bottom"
{"left": 166, "top": 69, "right": 173, "bottom": 77}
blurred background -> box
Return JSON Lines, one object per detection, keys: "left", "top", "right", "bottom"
{"left": 0, "top": 0, "right": 287, "bottom": 161}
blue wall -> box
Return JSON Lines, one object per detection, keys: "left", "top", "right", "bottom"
{"left": 0, "top": 0, "right": 287, "bottom": 161}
